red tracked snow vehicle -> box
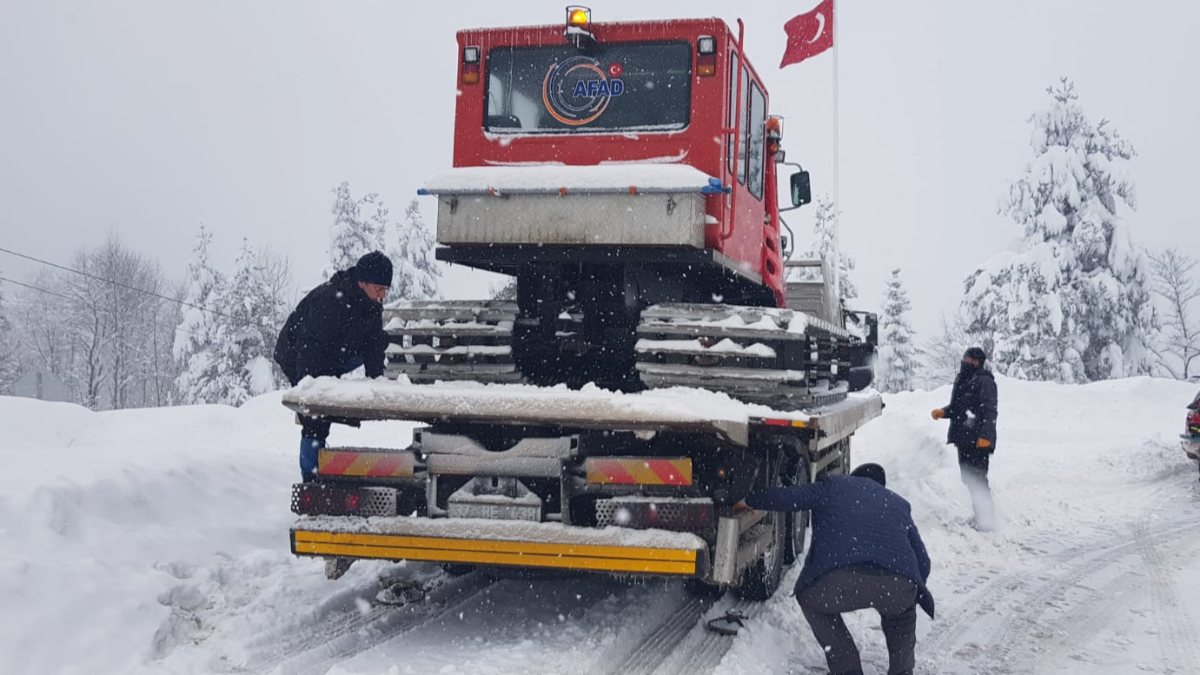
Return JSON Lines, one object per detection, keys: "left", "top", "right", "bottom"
{"left": 395, "top": 8, "right": 876, "bottom": 405}
{"left": 287, "top": 9, "right": 881, "bottom": 599}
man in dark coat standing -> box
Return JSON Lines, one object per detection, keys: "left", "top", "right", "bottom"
{"left": 274, "top": 251, "right": 392, "bottom": 482}
{"left": 738, "top": 463, "right": 933, "bottom": 675}
{"left": 932, "top": 346, "right": 998, "bottom": 531}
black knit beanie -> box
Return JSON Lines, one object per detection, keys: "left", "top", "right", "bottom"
{"left": 355, "top": 251, "right": 393, "bottom": 287}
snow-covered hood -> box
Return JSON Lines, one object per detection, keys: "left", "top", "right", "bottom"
{"left": 419, "top": 164, "right": 724, "bottom": 196}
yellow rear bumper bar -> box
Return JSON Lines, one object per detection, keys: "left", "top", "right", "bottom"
{"left": 291, "top": 529, "right": 699, "bottom": 576}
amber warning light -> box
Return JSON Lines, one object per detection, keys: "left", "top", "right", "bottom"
{"left": 461, "top": 45, "right": 481, "bottom": 85}
{"left": 567, "top": 6, "right": 591, "bottom": 28}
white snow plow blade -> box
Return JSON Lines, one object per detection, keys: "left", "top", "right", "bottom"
{"left": 280, "top": 379, "right": 802, "bottom": 447}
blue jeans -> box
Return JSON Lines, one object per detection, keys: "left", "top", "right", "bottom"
{"left": 298, "top": 357, "right": 364, "bottom": 481}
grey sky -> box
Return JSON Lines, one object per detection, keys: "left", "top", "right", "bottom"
{"left": 2, "top": 1, "right": 1197, "bottom": 338}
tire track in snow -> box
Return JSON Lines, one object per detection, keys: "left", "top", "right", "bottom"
{"left": 658, "top": 598, "right": 766, "bottom": 674}
{"left": 602, "top": 593, "right": 713, "bottom": 675}
{"left": 1027, "top": 560, "right": 1140, "bottom": 669}
{"left": 1132, "top": 522, "right": 1200, "bottom": 671}
{"left": 920, "top": 519, "right": 1200, "bottom": 674}
{"left": 242, "top": 571, "right": 496, "bottom": 675}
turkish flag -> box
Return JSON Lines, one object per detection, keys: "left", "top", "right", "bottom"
{"left": 780, "top": 0, "right": 834, "bottom": 68}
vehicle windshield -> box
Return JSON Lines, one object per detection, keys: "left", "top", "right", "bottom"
{"left": 485, "top": 42, "right": 691, "bottom": 134}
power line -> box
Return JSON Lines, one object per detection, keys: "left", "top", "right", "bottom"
{"left": 0, "top": 245, "right": 233, "bottom": 319}
{"left": 0, "top": 275, "right": 77, "bottom": 302}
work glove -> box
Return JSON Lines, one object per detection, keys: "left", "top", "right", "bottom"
{"left": 931, "top": 408, "right": 945, "bottom": 420}
{"left": 976, "top": 437, "right": 992, "bottom": 449}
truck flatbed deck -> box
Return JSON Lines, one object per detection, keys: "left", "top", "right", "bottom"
{"left": 281, "top": 378, "right": 879, "bottom": 448}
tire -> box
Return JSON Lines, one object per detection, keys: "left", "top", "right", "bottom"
{"left": 734, "top": 510, "right": 786, "bottom": 600}
{"left": 847, "top": 366, "right": 873, "bottom": 392}
{"left": 782, "top": 458, "right": 811, "bottom": 565}
{"left": 783, "top": 508, "right": 810, "bottom": 565}
{"left": 684, "top": 577, "right": 726, "bottom": 600}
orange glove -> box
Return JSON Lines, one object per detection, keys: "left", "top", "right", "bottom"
{"left": 976, "top": 438, "right": 992, "bottom": 449}
{"left": 931, "top": 408, "right": 945, "bottom": 420}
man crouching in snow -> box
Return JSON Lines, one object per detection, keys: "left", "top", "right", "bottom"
{"left": 736, "top": 464, "right": 933, "bottom": 675}
{"left": 931, "top": 346, "right": 999, "bottom": 531}
{"left": 274, "top": 251, "right": 392, "bottom": 482}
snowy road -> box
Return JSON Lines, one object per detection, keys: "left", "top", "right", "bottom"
{"left": 3, "top": 377, "right": 1199, "bottom": 674}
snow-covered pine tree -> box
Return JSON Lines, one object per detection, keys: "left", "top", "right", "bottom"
{"left": 789, "top": 195, "right": 857, "bottom": 302}
{"left": 173, "top": 225, "right": 226, "bottom": 404}
{"left": 877, "top": 269, "right": 918, "bottom": 393}
{"left": 962, "top": 78, "right": 1155, "bottom": 382}
{"left": 390, "top": 199, "right": 441, "bottom": 301}
{"left": 207, "top": 240, "right": 289, "bottom": 405}
{"left": 326, "top": 181, "right": 386, "bottom": 279}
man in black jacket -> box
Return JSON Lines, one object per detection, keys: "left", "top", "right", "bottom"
{"left": 274, "top": 251, "right": 392, "bottom": 481}
{"left": 932, "top": 346, "right": 998, "bottom": 531}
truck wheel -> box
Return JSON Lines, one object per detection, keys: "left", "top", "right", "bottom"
{"left": 684, "top": 577, "right": 726, "bottom": 599}
{"left": 783, "top": 509, "right": 810, "bottom": 565}
{"left": 783, "top": 457, "right": 810, "bottom": 565}
{"left": 734, "top": 511, "right": 786, "bottom": 601}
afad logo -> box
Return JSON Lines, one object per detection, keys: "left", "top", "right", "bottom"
{"left": 542, "top": 56, "right": 625, "bottom": 126}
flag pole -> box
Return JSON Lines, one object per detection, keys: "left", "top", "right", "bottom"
{"left": 831, "top": 0, "right": 842, "bottom": 305}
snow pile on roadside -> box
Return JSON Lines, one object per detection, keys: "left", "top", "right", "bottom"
{"left": 0, "top": 393, "right": 416, "bottom": 675}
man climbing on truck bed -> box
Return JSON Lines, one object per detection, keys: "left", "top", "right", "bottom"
{"left": 274, "top": 251, "right": 392, "bottom": 481}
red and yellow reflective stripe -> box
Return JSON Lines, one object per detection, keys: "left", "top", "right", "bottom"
{"left": 584, "top": 457, "right": 692, "bottom": 486}
{"left": 318, "top": 449, "right": 416, "bottom": 478}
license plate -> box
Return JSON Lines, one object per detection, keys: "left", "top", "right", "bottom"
{"left": 448, "top": 500, "right": 541, "bottom": 522}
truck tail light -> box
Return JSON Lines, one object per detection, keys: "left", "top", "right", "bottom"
{"left": 697, "top": 36, "right": 716, "bottom": 76}
{"left": 291, "top": 483, "right": 400, "bottom": 517}
{"left": 461, "top": 46, "right": 481, "bottom": 85}
{"left": 595, "top": 498, "right": 715, "bottom": 532}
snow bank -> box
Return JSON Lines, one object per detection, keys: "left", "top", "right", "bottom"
{"left": 0, "top": 393, "right": 417, "bottom": 675}
{"left": 421, "top": 164, "right": 718, "bottom": 194}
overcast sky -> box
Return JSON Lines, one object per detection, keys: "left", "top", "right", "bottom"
{"left": 2, "top": 1, "right": 1197, "bottom": 337}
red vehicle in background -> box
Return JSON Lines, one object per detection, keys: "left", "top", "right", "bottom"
{"left": 1182, "top": 391, "right": 1200, "bottom": 476}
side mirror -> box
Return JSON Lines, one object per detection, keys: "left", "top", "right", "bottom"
{"left": 790, "top": 170, "right": 812, "bottom": 208}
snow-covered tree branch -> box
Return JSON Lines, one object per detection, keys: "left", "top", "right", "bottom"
{"left": 1148, "top": 247, "right": 1200, "bottom": 380}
